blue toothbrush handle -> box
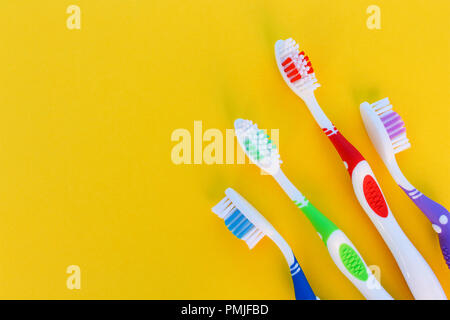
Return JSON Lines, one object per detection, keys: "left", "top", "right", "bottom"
{"left": 290, "top": 256, "right": 316, "bottom": 300}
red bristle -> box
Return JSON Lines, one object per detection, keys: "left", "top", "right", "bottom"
{"left": 290, "top": 74, "right": 302, "bottom": 82}
{"left": 299, "top": 51, "right": 305, "bottom": 56}
{"left": 281, "top": 57, "right": 292, "bottom": 66}
{"left": 287, "top": 69, "right": 298, "bottom": 78}
{"left": 307, "top": 67, "right": 314, "bottom": 74}
{"left": 284, "top": 63, "right": 295, "bottom": 72}
{"left": 304, "top": 56, "right": 309, "bottom": 61}
{"left": 307, "top": 61, "right": 312, "bottom": 67}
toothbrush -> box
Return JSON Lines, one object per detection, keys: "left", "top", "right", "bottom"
{"left": 360, "top": 97, "right": 450, "bottom": 268}
{"left": 274, "top": 38, "right": 446, "bottom": 299}
{"left": 234, "top": 119, "right": 392, "bottom": 300}
{"left": 212, "top": 187, "right": 317, "bottom": 300}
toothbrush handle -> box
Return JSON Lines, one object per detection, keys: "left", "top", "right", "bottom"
{"left": 325, "top": 230, "right": 393, "bottom": 300}
{"left": 276, "top": 169, "right": 392, "bottom": 299}
{"left": 273, "top": 169, "right": 338, "bottom": 241}
{"left": 301, "top": 203, "right": 392, "bottom": 299}
{"left": 327, "top": 131, "right": 446, "bottom": 299}
{"left": 400, "top": 188, "right": 450, "bottom": 268}
{"left": 438, "top": 232, "right": 450, "bottom": 269}
{"left": 290, "top": 255, "right": 317, "bottom": 300}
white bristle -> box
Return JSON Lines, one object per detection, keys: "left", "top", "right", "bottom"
{"left": 392, "top": 137, "right": 406, "bottom": 149}
{"left": 241, "top": 227, "right": 257, "bottom": 241}
{"left": 211, "top": 197, "right": 225, "bottom": 216}
{"left": 234, "top": 118, "right": 252, "bottom": 132}
{"left": 371, "top": 97, "right": 392, "bottom": 116}
{"left": 369, "top": 98, "right": 412, "bottom": 154}
{"left": 390, "top": 132, "right": 406, "bottom": 145}
{"left": 212, "top": 196, "right": 234, "bottom": 219}
{"left": 393, "top": 142, "right": 411, "bottom": 154}
{"left": 376, "top": 104, "right": 392, "bottom": 115}
{"left": 212, "top": 192, "right": 266, "bottom": 250}
{"left": 212, "top": 188, "right": 275, "bottom": 251}
{"left": 222, "top": 204, "right": 236, "bottom": 219}
{"left": 246, "top": 230, "right": 265, "bottom": 249}
{"left": 275, "top": 38, "right": 320, "bottom": 94}
{"left": 392, "top": 133, "right": 411, "bottom": 154}
{"left": 234, "top": 119, "right": 281, "bottom": 174}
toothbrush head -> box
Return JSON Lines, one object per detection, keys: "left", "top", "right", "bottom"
{"left": 274, "top": 38, "right": 320, "bottom": 99}
{"left": 360, "top": 97, "right": 411, "bottom": 163}
{"left": 234, "top": 119, "right": 281, "bottom": 175}
{"left": 212, "top": 188, "right": 276, "bottom": 249}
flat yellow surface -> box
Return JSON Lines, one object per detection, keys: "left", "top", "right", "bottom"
{"left": 0, "top": 0, "right": 448, "bottom": 299}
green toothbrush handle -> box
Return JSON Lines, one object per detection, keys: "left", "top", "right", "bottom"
{"left": 273, "top": 169, "right": 391, "bottom": 298}
{"left": 297, "top": 202, "right": 392, "bottom": 299}
{"left": 296, "top": 201, "right": 338, "bottom": 243}
{"left": 273, "top": 169, "right": 339, "bottom": 242}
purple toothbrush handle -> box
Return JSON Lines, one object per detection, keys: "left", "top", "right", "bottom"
{"left": 439, "top": 233, "right": 450, "bottom": 269}
{"left": 401, "top": 186, "right": 450, "bottom": 268}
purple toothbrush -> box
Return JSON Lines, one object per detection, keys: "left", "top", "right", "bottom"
{"left": 361, "top": 97, "right": 450, "bottom": 268}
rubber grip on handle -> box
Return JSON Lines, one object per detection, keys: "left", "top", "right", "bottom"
{"left": 401, "top": 188, "right": 450, "bottom": 269}
{"left": 298, "top": 202, "right": 338, "bottom": 244}
{"left": 325, "top": 130, "right": 446, "bottom": 299}
{"left": 352, "top": 162, "right": 446, "bottom": 299}
{"left": 326, "top": 230, "right": 393, "bottom": 300}
{"left": 326, "top": 131, "right": 364, "bottom": 175}
{"left": 290, "top": 256, "right": 316, "bottom": 300}
{"left": 439, "top": 233, "right": 450, "bottom": 269}
{"left": 299, "top": 201, "right": 392, "bottom": 299}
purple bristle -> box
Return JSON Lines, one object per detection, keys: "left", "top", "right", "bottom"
{"left": 380, "top": 111, "right": 395, "bottom": 121}
{"left": 383, "top": 115, "right": 401, "bottom": 128}
{"left": 388, "top": 124, "right": 406, "bottom": 139}
{"left": 380, "top": 111, "right": 406, "bottom": 139}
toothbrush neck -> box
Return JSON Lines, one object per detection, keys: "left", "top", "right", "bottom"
{"left": 301, "top": 91, "right": 334, "bottom": 130}
{"left": 272, "top": 169, "right": 308, "bottom": 207}
{"left": 270, "top": 169, "right": 309, "bottom": 266}
{"left": 270, "top": 232, "right": 295, "bottom": 266}
{"left": 386, "top": 158, "right": 414, "bottom": 190}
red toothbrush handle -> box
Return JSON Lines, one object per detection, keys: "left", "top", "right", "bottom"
{"left": 323, "top": 130, "right": 446, "bottom": 298}
{"left": 326, "top": 131, "right": 365, "bottom": 175}
{"left": 326, "top": 130, "right": 389, "bottom": 218}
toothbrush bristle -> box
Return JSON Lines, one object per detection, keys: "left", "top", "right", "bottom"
{"left": 212, "top": 196, "right": 265, "bottom": 249}
{"left": 381, "top": 111, "right": 406, "bottom": 139}
{"left": 370, "top": 98, "right": 411, "bottom": 154}
{"left": 276, "top": 38, "right": 319, "bottom": 92}
{"left": 234, "top": 119, "right": 281, "bottom": 173}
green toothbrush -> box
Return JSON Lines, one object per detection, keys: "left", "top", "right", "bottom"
{"left": 234, "top": 118, "right": 392, "bottom": 300}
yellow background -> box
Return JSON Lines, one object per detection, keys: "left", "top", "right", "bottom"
{"left": 0, "top": 0, "right": 448, "bottom": 299}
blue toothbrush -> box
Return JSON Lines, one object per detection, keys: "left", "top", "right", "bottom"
{"left": 212, "top": 188, "right": 317, "bottom": 300}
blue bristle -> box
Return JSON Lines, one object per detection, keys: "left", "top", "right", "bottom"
{"left": 224, "top": 210, "right": 240, "bottom": 226}
{"left": 235, "top": 221, "right": 254, "bottom": 239}
{"left": 224, "top": 209, "right": 255, "bottom": 239}
{"left": 227, "top": 214, "right": 245, "bottom": 230}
